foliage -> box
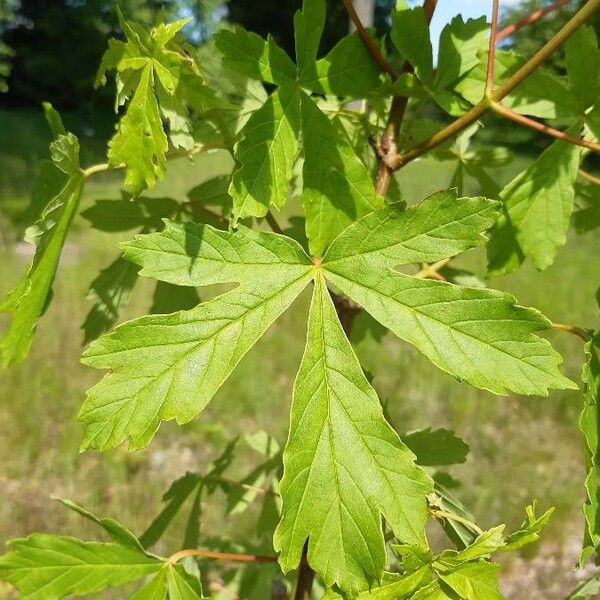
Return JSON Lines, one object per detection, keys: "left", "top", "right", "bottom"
{"left": 1, "top": 0, "right": 600, "bottom": 599}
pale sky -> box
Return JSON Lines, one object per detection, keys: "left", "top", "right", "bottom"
{"left": 408, "top": 0, "right": 524, "bottom": 56}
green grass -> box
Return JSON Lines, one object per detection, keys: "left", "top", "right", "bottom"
{"left": 0, "top": 108, "right": 599, "bottom": 598}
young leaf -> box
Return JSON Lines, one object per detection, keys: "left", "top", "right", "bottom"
{"left": 402, "top": 428, "right": 469, "bottom": 467}
{"left": 294, "top": 0, "right": 325, "bottom": 81}
{"left": 167, "top": 564, "right": 205, "bottom": 599}
{"left": 390, "top": 4, "right": 434, "bottom": 87}
{"left": 435, "top": 16, "right": 488, "bottom": 91}
{"left": 0, "top": 534, "right": 161, "bottom": 599}
{"left": 275, "top": 275, "right": 432, "bottom": 593}
{"left": 565, "top": 26, "right": 600, "bottom": 113}
{"left": 215, "top": 27, "right": 297, "bottom": 85}
{"left": 437, "top": 562, "right": 503, "bottom": 600}
{"left": 322, "top": 194, "right": 574, "bottom": 396}
{"left": 579, "top": 335, "right": 600, "bottom": 565}
{"left": 321, "top": 567, "right": 433, "bottom": 599}
{"left": 0, "top": 133, "right": 83, "bottom": 366}
{"left": 304, "top": 32, "right": 382, "bottom": 97}
{"left": 230, "top": 84, "right": 301, "bottom": 220}
{"left": 502, "top": 502, "right": 554, "bottom": 552}
{"left": 79, "top": 224, "right": 313, "bottom": 450}
{"left": 55, "top": 497, "right": 145, "bottom": 551}
{"left": 140, "top": 472, "right": 202, "bottom": 548}
{"left": 487, "top": 137, "right": 581, "bottom": 275}
{"left": 300, "top": 91, "right": 381, "bottom": 256}
{"left": 108, "top": 64, "right": 168, "bottom": 196}
{"left": 130, "top": 567, "right": 168, "bottom": 600}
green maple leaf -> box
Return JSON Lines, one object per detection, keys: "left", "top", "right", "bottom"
{"left": 78, "top": 222, "right": 313, "bottom": 450}
{"left": 0, "top": 132, "right": 83, "bottom": 366}
{"left": 98, "top": 10, "right": 223, "bottom": 196}
{"left": 275, "top": 274, "right": 433, "bottom": 593}
{"left": 487, "top": 136, "right": 581, "bottom": 275}
{"left": 322, "top": 192, "right": 575, "bottom": 396}
{"left": 108, "top": 63, "right": 168, "bottom": 196}
{"left": 579, "top": 334, "right": 600, "bottom": 565}
{"left": 321, "top": 567, "right": 433, "bottom": 599}
{"left": 436, "top": 562, "right": 503, "bottom": 600}
{"left": 215, "top": 26, "right": 297, "bottom": 85}
{"left": 300, "top": 90, "right": 382, "bottom": 255}
{"left": 218, "top": 0, "right": 381, "bottom": 252}
{"left": 0, "top": 534, "right": 161, "bottom": 599}
{"left": 77, "top": 193, "right": 574, "bottom": 594}
{"left": 230, "top": 83, "right": 301, "bottom": 220}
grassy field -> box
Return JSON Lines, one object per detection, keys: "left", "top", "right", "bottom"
{"left": 0, "top": 109, "right": 599, "bottom": 598}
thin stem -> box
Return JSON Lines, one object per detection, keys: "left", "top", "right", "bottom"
{"left": 579, "top": 168, "right": 600, "bottom": 186}
{"left": 202, "top": 474, "right": 275, "bottom": 496}
{"left": 485, "top": 0, "right": 500, "bottom": 96}
{"left": 265, "top": 211, "right": 284, "bottom": 234}
{"left": 492, "top": 103, "right": 600, "bottom": 152}
{"left": 341, "top": 0, "right": 396, "bottom": 79}
{"left": 293, "top": 542, "right": 315, "bottom": 600}
{"left": 551, "top": 322, "right": 592, "bottom": 342}
{"left": 493, "top": 0, "right": 600, "bottom": 101}
{"left": 167, "top": 548, "right": 277, "bottom": 565}
{"left": 497, "top": 0, "right": 571, "bottom": 41}
{"left": 375, "top": 0, "right": 438, "bottom": 195}
{"left": 81, "top": 143, "right": 225, "bottom": 179}
{"left": 390, "top": 0, "right": 600, "bottom": 170}
{"left": 430, "top": 509, "right": 484, "bottom": 536}
{"left": 414, "top": 258, "right": 450, "bottom": 281}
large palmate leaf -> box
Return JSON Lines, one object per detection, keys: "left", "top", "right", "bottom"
{"left": 487, "top": 137, "right": 581, "bottom": 275}
{"left": 0, "top": 534, "right": 161, "bottom": 599}
{"left": 322, "top": 193, "right": 575, "bottom": 396}
{"left": 301, "top": 91, "right": 381, "bottom": 255}
{"left": 230, "top": 84, "right": 301, "bottom": 220}
{"left": 0, "top": 133, "right": 83, "bottom": 366}
{"left": 79, "top": 223, "right": 313, "bottom": 450}
{"left": 275, "top": 275, "right": 432, "bottom": 593}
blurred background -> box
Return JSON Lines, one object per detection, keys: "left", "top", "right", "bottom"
{"left": 0, "top": 1, "right": 599, "bottom": 598}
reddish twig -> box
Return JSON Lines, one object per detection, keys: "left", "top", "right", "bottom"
{"left": 497, "top": 0, "right": 571, "bottom": 41}
{"left": 389, "top": 0, "right": 600, "bottom": 170}
{"left": 373, "top": 0, "right": 438, "bottom": 196}
{"left": 168, "top": 548, "right": 277, "bottom": 564}
{"left": 492, "top": 103, "right": 600, "bottom": 152}
{"left": 486, "top": 0, "right": 501, "bottom": 95}
{"left": 265, "top": 211, "right": 284, "bottom": 234}
{"left": 552, "top": 322, "right": 592, "bottom": 342}
{"left": 341, "top": 0, "right": 396, "bottom": 79}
